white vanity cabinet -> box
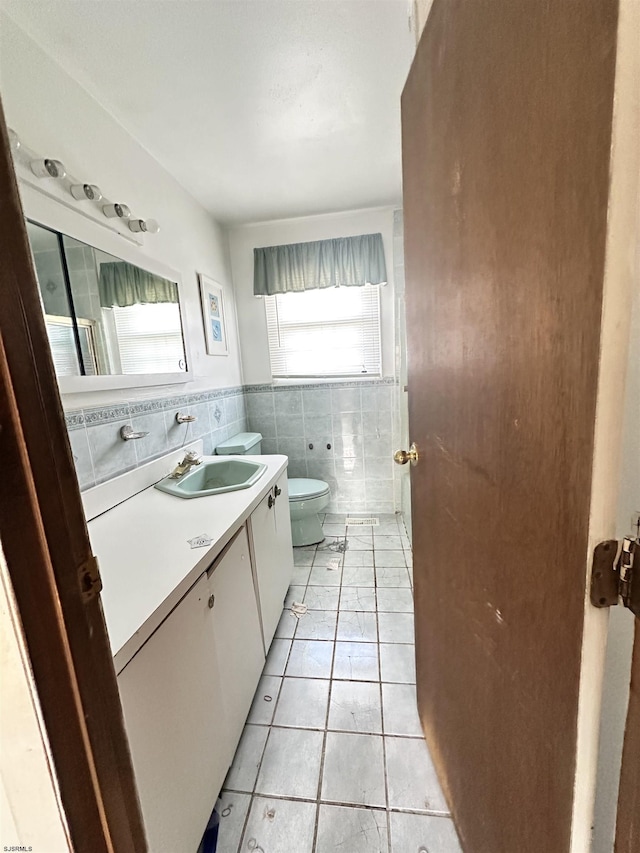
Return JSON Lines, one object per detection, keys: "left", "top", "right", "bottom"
{"left": 93, "top": 456, "right": 295, "bottom": 851}
{"left": 117, "top": 525, "right": 264, "bottom": 853}
{"left": 117, "top": 572, "right": 226, "bottom": 853}
{"left": 248, "top": 471, "right": 294, "bottom": 649}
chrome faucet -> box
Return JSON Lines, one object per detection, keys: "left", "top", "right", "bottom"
{"left": 169, "top": 450, "right": 202, "bottom": 479}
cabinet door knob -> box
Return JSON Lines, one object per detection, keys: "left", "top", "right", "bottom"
{"left": 268, "top": 494, "right": 275, "bottom": 509}
{"left": 208, "top": 594, "right": 215, "bottom": 609}
{"left": 274, "top": 485, "right": 282, "bottom": 498}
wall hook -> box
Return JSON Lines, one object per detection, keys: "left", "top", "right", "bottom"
{"left": 120, "top": 424, "right": 149, "bottom": 441}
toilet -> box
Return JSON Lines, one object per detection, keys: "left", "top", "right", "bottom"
{"left": 215, "top": 432, "right": 330, "bottom": 547}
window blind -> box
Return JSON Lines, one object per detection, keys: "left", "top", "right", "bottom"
{"left": 265, "top": 286, "right": 382, "bottom": 378}
{"left": 45, "top": 316, "right": 97, "bottom": 376}
{"left": 111, "top": 303, "right": 186, "bottom": 374}
{"left": 45, "top": 321, "right": 81, "bottom": 377}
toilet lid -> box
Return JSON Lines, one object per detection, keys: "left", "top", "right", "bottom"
{"left": 288, "top": 478, "right": 330, "bottom": 500}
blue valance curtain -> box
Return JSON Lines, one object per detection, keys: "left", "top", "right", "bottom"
{"left": 99, "top": 262, "right": 178, "bottom": 308}
{"left": 253, "top": 232, "right": 387, "bottom": 296}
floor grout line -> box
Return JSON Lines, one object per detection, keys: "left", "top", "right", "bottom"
{"left": 254, "top": 675, "right": 416, "bottom": 686}
{"left": 242, "top": 724, "right": 423, "bottom": 738}
{"left": 236, "top": 616, "right": 299, "bottom": 853}
{"left": 375, "top": 554, "right": 394, "bottom": 852}
{"left": 310, "top": 578, "right": 339, "bottom": 853}
{"left": 224, "top": 788, "right": 451, "bottom": 819}
{"left": 234, "top": 796, "right": 252, "bottom": 853}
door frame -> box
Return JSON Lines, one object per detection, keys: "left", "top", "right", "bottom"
{"left": 0, "top": 101, "right": 147, "bottom": 852}
{"left": 615, "top": 624, "right": 640, "bottom": 851}
{"left": 573, "top": 0, "right": 640, "bottom": 848}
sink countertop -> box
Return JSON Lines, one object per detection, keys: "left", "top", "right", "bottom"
{"left": 88, "top": 454, "right": 288, "bottom": 674}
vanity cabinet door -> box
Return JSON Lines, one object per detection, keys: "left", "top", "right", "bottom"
{"left": 117, "top": 572, "right": 226, "bottom": 853}
{"left": 208, "top": 524, "right": 265, "bottom": 756}
{"left": 248, "top": 472, "right": 294, "bottom": 650}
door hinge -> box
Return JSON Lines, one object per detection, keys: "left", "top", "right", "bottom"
{"left": 591, "top": 536, "right": 639, "bottom": 619}
{"left": 79, "top": 555, "right": 103, "bottom": 602}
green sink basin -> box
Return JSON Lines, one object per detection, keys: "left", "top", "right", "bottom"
{"left": 155, "top": 458, "right": 267, "bottom": 499}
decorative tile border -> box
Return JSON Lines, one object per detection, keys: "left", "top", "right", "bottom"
{"left": 244, "top": 377, "right": 397, "bottom": 394}
{"left": 65, "top": 380, "right": 397, "bottom": 428}
{"left": 81, "top": 404, "right": 131, "bottom": 426}
{"left": 65, "top": 385, "right": 245, "bottom": 429}
{"left": 127, "top": 398, "right": 170, "bottom": 416}
{"left": 64, "top": 410, "right": 86, "bottom": 430}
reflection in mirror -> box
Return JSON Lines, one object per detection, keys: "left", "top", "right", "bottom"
{"left": 25, "top": 221, "right": 84, "bottom": 376}
{"left": 25, "top": 221, "right": 188, "bottom": 378}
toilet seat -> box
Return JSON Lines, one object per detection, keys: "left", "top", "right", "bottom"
{"left": 288, "top": 478, "right": 330, "bottom": 501}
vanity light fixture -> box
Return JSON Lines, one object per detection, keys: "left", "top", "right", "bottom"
{"left": 30, "top": 158, "right": 66, "bottom": 179}
{"left": 129, "top": 218, "right": 160, "bottom": 234}
{"left": 70, "top": 183, "right": 103, "bottom": 202}
{"left": 103, "top": 203, "right": 131, "bottom": 219}
{"left": 9, "top": 128, "right": 160, "bottom": 238}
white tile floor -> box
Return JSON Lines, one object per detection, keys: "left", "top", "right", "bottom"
{"left": 216, "top": 514, "right": 463, "bottom": 853}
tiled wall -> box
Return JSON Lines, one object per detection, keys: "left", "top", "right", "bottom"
{"left": 245, "top": 379, "right": 399, "bottom": 514}
{"left": 66, "top": 379, "right": 401, "bottom": 514}
{"left": 65, "top": 386, "right": 247, "bottom": 490}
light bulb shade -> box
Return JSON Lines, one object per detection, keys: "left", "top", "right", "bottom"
{"left": 8, "top": 129, "right": 21, "bottom": 154}
{"left": 143, "top": 218, "right": 160, "bottom": 234}
{"left": 71, "top": 183, "right": 102, "bottom": 202}
{"left": 103, "top": 203, "right": 131, "bottom": 219}
{"left": 30, "top": 158, "right": 66, "bottom": 179}
{"left": 128, "top": 218, "right": 160, "bottom": 234}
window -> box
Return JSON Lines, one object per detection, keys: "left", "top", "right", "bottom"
{"left": 45, "top": 315, "right": 98, "bottom": 376}
{"left": 265, "top": 285, "right": 382, "bottom": 378}
{"left": 109, "top": 303, "right": 186, "bottom": 374}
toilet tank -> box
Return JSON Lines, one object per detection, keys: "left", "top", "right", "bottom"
{"left": 215, "top": 432, "right": 263, "bottom": 455}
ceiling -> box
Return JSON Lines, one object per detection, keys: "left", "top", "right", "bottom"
{"left": 2, "top": 1, "right": 415, "bottom": 224}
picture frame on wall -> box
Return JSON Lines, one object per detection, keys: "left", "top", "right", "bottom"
{"left": 198, "top": 274, "right": 228, "bottom": 356}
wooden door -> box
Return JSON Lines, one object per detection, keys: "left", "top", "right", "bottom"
{"left": 117, "top": 572, "right": 227, "bottom": 853}
{"left": 401, "top": 1, "right": 620, "bottom": 851}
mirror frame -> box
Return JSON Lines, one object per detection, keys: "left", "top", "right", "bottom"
{"left": 22, "top": 183, "right": 194, "bottom": 393}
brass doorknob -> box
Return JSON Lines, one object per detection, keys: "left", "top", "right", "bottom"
{"left": 394, "top": 442, "right": 419, "bottom": 466}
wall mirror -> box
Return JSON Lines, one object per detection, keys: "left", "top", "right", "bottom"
{"left": 25, "top": 219, "right": 190, "bottom": 392}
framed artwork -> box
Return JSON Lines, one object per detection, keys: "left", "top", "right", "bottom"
{"left": 198, "top": 274, "right": 228, "bottom": 356}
